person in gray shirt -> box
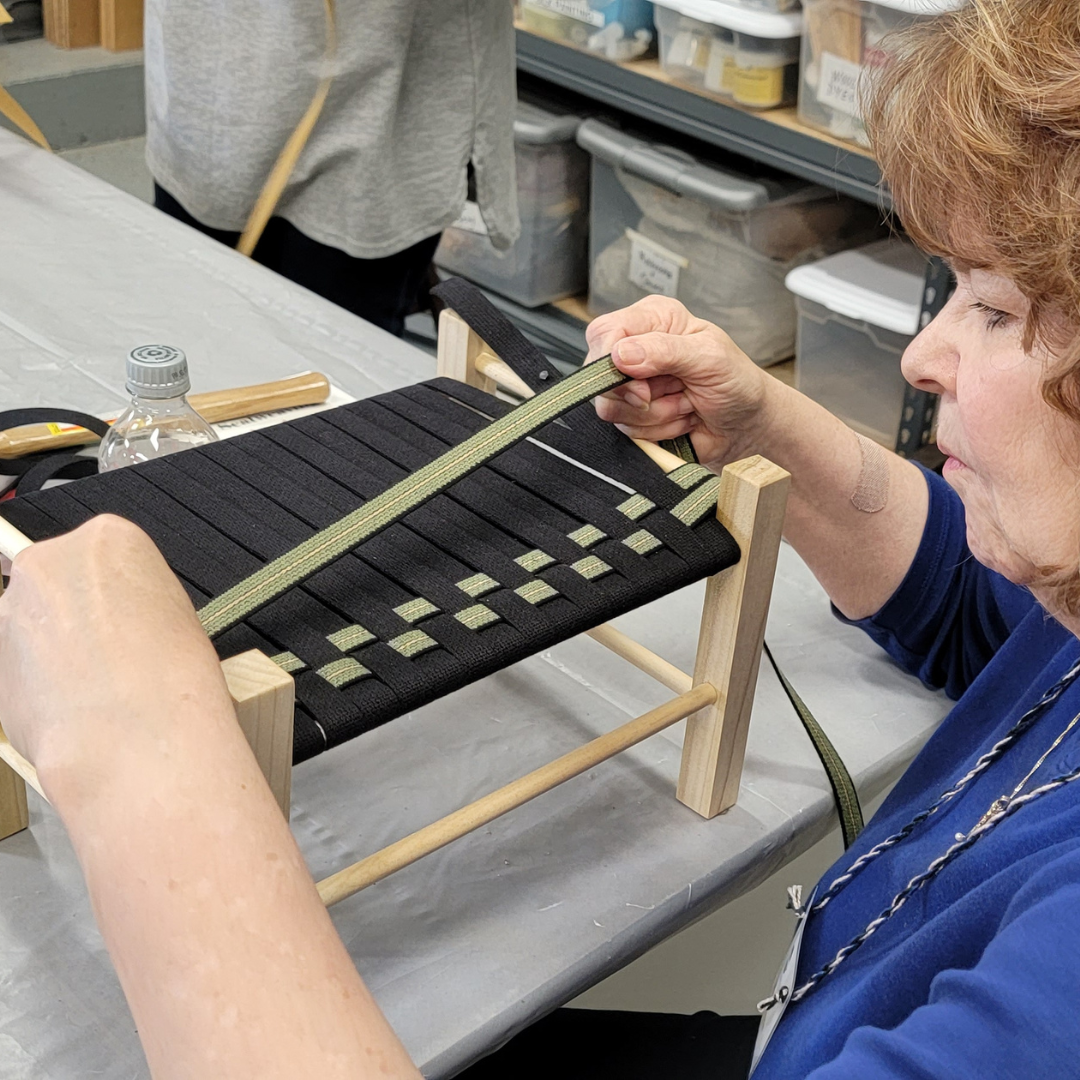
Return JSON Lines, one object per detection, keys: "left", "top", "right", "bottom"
{"left": 144, "top": 0, "right": 520, "bottom": 336}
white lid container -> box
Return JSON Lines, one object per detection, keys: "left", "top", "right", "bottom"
{"left": 784, "top": 238, "right": 927, "bottom": 336}
{"left": 651, "top": 0, "right": 803, "bottom": 36}
{"left": 861, "top": 0, "right": 963, "bottom": 11}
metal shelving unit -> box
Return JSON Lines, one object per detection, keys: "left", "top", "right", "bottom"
{"left": 512, "top": 30, "right": 946, "bottom": 457}
{"left": 516, "top": 29, "right": 886, "bottom": 207}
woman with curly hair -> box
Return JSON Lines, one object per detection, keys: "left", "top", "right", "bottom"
{"left": 3, "top": 1, "right": 1078, "bottom": 1077}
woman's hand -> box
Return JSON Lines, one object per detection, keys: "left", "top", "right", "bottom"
{"left": 588, "top": 296, "right": 771, "bottom": 470}
{"left": 0, "top": 514, "right": 233, "bottom": 806}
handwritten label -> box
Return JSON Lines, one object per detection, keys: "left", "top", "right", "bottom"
{"left": 522, "top": 0, "right": 605, "bottom": 27}
{"left": 817, "top": 51, "right": 864, "bottom": 119}
{"left": 705, "top": 41, "right": 735, "bottom": 95}
{"left": 451, "top": 201, "right": 489, "bottom": 236}
{"left": 627, "top": 230, "right": 687, "bottom": 298}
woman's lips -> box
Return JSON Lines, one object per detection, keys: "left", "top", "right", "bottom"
{"left": 938, "top": 444, "right": 968, "bottom": 474}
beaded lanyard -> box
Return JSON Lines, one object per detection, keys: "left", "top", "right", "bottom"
{"left": 789, "top": 654, "right": 1080, "bottom": 1003}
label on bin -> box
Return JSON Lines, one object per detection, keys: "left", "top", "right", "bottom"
{"left": 817, "top": 51, "right": 865, "bottom": 119}
{"left": 522, "top": 0, "right": 605, "bottom": 27}
{"left": 451, "top": 200, "right": 489, "bottom": 236}
{"left": 627, "top": 230, "right": 687, "bottom": 299}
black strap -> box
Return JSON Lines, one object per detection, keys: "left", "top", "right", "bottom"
{"left": 763, "top": 640, "right": 864, "bottom": 849}
{"left": 430, "top": 278, "right": 561, "bottom": 393}
{"left": 0, "top": 409, "right": 107, "bottom": 494}
{"left": 16, "top": 453, "right": 99, "bottom": 494}
{"left": 0, "top": 408, "right": 110, "bottom": 439}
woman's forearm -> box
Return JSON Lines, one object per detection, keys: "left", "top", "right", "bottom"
{"left": 48, "top": 697, "right": 420, "bottom": 1080}
{"left": 749, "top": 377, "right": 929, "bottom": 620}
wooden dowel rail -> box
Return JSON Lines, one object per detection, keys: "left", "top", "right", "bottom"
{"left": 316, "top": 681, "right": 717, "bottom": 907}
{"left": 585, "top": 624, "right": 692, "bottom": 695}
{"left": 0, "top": 516, "right": 33, "bottom": 560}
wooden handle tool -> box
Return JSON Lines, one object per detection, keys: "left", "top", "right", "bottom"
{"left": 0, "top": 371, "right": 331, "bottom": 460}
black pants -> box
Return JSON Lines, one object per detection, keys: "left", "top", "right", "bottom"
{"left": 455, "top": 1009, "right": 758, "bottom": 1080}
{"left": 154, "top": 184, "right": 440, "bottom": 337}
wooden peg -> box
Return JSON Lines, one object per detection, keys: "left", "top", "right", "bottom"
{"left": 677, "top": 456, "right": 790, "bottom": 818}
{"left": 222, "top": 650, "right": 295, "bottom": 819}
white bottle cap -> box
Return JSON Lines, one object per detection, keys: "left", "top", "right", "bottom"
{"left": 126, "top": 345, "right": 191, "bottom": 399}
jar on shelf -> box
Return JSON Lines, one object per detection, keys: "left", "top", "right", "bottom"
{"left": 798, "top": 0, "right": 962, "bottom": 146}
{"left": 653, "top": 0, "right": 803, "bottom": 111}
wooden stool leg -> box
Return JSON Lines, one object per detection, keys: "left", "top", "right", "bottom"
{"left": 0, "top": 571, "right": 26, "bottom": 841}
{"left": 0, "top": 760, "right": 28, "bottom": 841}
{"left": 678, "top": 456, "right": 791, "bottom": 818}
{"left": 220, "top": 650, "right": 295, "bottom": 820}
{"left": 436, "top": 309, "right": 497, "bottom": 394}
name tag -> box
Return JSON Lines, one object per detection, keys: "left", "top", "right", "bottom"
{"left": 750, "top": 885, "right": 815, "bottom": 1075}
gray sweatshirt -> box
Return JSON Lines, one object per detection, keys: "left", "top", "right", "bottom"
{"left": 144, "top": 0, "right": 519, "bottom": 259}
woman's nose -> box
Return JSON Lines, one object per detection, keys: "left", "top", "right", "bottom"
{"left": 901, "top": 303, "right": 959, "bottom": 397}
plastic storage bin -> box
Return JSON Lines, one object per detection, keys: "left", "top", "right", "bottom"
{"left": 577, "top": 119, "right": 882, "bottom": 366}
{"left": 799, "top": 0, "right": 960, "bottom": 145}
{"left": 786, "top": 238, "right": 928, "bottom": 445}
{"left": 654, "top": 0, "right": 802, "bottom": 110}
{"left": 517, "top": 0, "right": 656, "bottom": 61}
{"left": 436, "top": 103, "right": 589, "bottom": 309}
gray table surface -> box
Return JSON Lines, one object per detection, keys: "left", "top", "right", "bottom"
{"left": 0, "top": 130, "right": 951, "bottom": 1079}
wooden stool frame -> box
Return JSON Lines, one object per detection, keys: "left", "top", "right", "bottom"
{"left": 0, "top": 309, "right": 789, "bottom": 908}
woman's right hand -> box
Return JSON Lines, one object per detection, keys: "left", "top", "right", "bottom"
{"left": 588, "top": 296, "right": 772, "bottom": 471}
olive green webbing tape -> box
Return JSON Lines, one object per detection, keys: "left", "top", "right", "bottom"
{"left": 661, "top": 434, "right": 699, "bottom": 464}
{"left": 763, "top": 641, "right": 865, "bottom": 849}
{"left": 197, "top": 357, "right": 631, "bottom": 639}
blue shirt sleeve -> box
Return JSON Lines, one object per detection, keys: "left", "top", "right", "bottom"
{"left": 804, "top": 845, "right": 1080, "bottom": 1080}
{"left": 836, "top": 467, "right": 1035, "bottom": 700}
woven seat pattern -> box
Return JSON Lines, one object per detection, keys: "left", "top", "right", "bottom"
{"left": 0, "top": 377, "right": 738, "bottom": 762}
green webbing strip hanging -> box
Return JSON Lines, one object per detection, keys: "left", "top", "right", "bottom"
{"left": 197, "top": 357, "right": 631, "bottom": 639}
{"left": 763, "top": 641, "right": 865, "bottom": 849}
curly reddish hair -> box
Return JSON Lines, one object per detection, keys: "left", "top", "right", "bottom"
{"left": 865, "top": 0, "right": 1080, "bottom": 613}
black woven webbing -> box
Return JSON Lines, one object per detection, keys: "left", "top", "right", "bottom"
{"left": 2, "top": 377, "right": 738, "bottom": 763}
{"left": 431, "top": 278, "right": 557, "bottom": 393}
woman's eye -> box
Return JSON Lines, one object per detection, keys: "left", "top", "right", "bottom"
{"left": 970, "top": 301, "right": 1011, "bottom": 330}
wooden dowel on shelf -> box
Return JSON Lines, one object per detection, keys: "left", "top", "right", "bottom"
{"left": 585, "top": 623, "right": 692, "bottom": 695}
{"left": 316, "top": 681, "right": 718, "bottom": 907}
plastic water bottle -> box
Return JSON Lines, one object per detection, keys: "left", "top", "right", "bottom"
{"left": 98, "top": 345, "right": 218, "bottom": 472}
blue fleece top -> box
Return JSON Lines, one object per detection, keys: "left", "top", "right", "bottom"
{"left": 755, "top": 467, "right": 1080, "bottom": 1079}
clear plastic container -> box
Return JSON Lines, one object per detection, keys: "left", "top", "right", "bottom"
{"left": 654, "top": 1, "right": 803, "bottom": 109}
{"left": 785, "top": 238, "right": 928, "bottom": 445}
{"left": 799, "top": 0, "right": 960, "bottom": 146}
{"left": 98, "top": 345, "right": 218, "bottom": 471}
{"left": 518, "top": 0, "right": 656, "bottom": 61}
{"left": 435, "top": 102, "right": 589, "bottom": 308}
{"left": 577, "top": 119, "right": 883, "bottom": 366}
